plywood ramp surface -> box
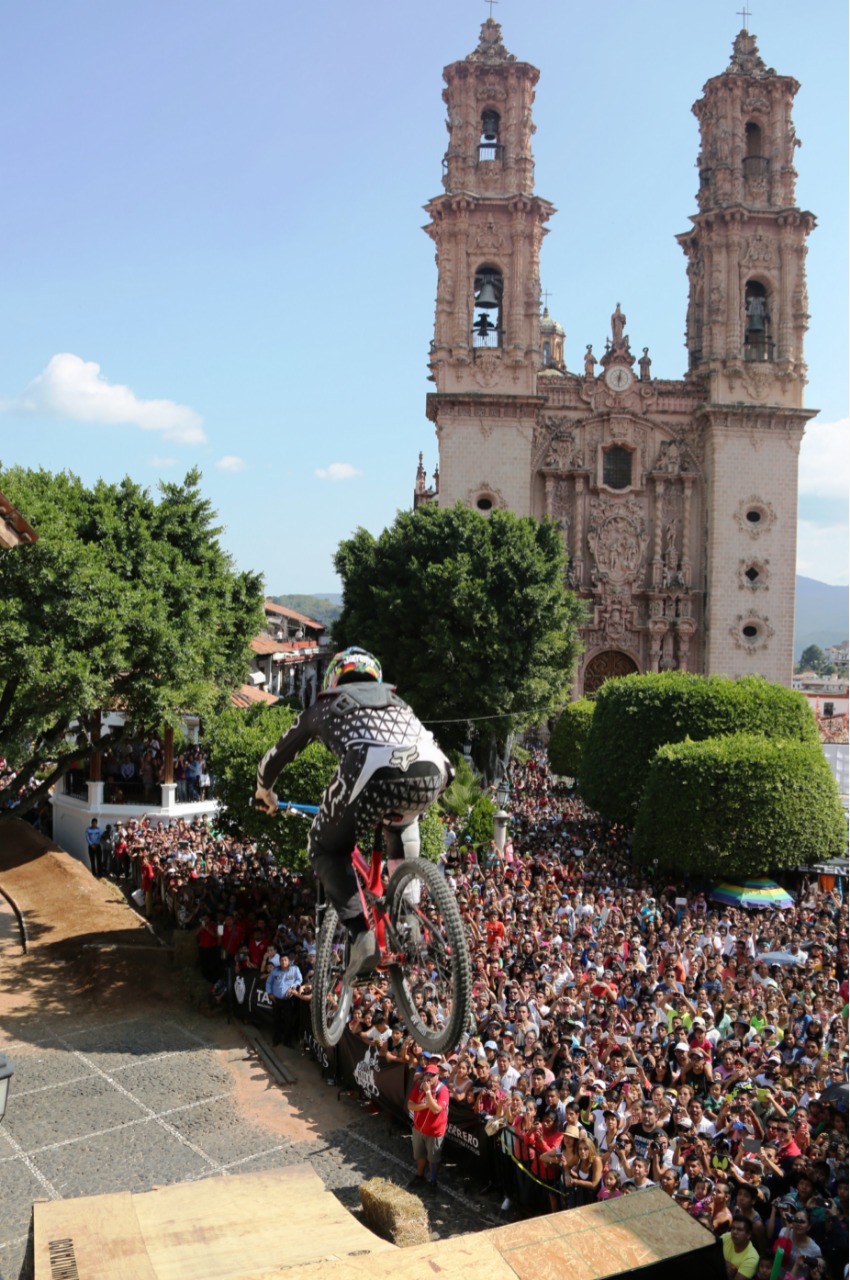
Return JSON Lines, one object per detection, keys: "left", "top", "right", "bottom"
{"left": 275, "top": 1189, "right": 717, "bottom": 1280}
{"left": 33, "top": 1166, "right": 396, "bottom": 1280}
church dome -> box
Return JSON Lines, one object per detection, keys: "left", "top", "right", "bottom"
{"left": 540, "top": 306, "right": 564, "bottom": 336}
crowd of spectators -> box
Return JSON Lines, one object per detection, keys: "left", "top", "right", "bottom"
{"left": 100, "top": 738, "right": 211, "bottom": 805}
{"left": 99, "top": 748, "right": 848, "bottom": 1276}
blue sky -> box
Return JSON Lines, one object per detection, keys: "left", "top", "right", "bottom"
{"left": 1, "top": 1, "right": 847, "bottom": 591}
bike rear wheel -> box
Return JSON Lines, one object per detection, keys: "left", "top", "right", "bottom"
{"left": 311, "top": 903, "right": 354, "bottom": 1049}
{"left": 386, "top": 857, "right": 472, "bottom": 1054}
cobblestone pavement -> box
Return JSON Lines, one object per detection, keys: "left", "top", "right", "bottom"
{"left": 0, "top": 1005, "right": 501, "bottom": 1280}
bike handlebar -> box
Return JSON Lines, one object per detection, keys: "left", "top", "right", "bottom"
{"left": 277, "top": 800, "right": 319, "bottom": 816}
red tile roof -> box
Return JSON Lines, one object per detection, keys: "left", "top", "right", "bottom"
{"left": 251, "top": 636, "right": 282, "bottom": 656}
{"left": 263, "top": 599, "right": 326, "bottom": 629}
{"left": 231, "top": 684, "right": 280, "bottom": 709}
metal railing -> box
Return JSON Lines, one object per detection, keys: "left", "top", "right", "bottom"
{"left": 103, "top": 781, "right": 163, "bottom": 807}
{"left": 478, "top": 143, "right": 505, "bottom": 164}
{"left": 472, "top": 327, "right": 502, "bottom": 349}
{"left": 744, "top": 338, "right": 775, "bottom": 362}
{"left": 743, "top": 155, "right": 770, "bottom": 179}
{"left": 63, "top": 771, "right": 88, "bottom": 799}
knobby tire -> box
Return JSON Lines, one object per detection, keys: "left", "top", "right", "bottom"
{"left": 387, "top": 856, "right": 472, "bottom": 1054}
{"left": 311, "top": 902, "right": 353, "bottom": 1049}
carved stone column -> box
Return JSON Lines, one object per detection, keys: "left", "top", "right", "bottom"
{"left": 681, "top": 474, "right": 694, "bottom": 587}
{"left": 649, "top": 621, "right": 667, "bottom": 673}
{"left": 573, "top": 473, "right": 586, "bottom": 586}
{"left": 676, "top": 619, "right": 697, "bottom": 671}
{"left": 652, "top": 476, "right": 665, "bottom": 587}
{"left": 543, "top": 471, "right": 557, "bottom": 519}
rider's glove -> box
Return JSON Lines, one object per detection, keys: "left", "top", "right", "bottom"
{"left": 255, "top": 786, "right": 278, "bottom": 815}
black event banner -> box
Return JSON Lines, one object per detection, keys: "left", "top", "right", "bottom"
{"left": 294, "top": 1002, "right": 494, "bottom": 1175}
{"left": 233, "top": 969, "right": 273, "bottom": 1020}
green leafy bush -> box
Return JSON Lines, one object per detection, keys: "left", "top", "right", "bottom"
{"left": 462, "top": 793, "right": 497, "bottom": 851}
{"left": 417, "top": 803, "right": 447, "bottom": 864}
{"left": 548, "top": 699, "right": 594, "bottom": 779}
{"left": 580, "top": 673, "right": 818, "bottom": 824}
{"left": 633, "top": 733, "right": 846, "bottom": 877}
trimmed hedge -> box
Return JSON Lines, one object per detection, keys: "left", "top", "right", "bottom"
{"left": 580, "top": 673, "right": 819, "bottom": 824}
{"left": 548, "top": 699, "right": 595, "bottom": 780}
{"left": 633, "top": 733, "right": 846, "bottom": 877}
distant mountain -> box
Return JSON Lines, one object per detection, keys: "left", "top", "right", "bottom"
{"left": 795, "top": 576, "right": 849, "bottom": 660}
{"left": 270, "top": 594, "right": 342, "bottom": 628}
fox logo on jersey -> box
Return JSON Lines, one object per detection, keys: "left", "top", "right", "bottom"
{"left": 389, "top": 745, "right": 419, "bottom": 771}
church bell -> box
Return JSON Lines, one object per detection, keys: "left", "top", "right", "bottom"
{"left": 475, "top": 280, "right": 500, "bottom": 309}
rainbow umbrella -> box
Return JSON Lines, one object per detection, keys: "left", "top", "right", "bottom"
{"left": 710, "top": 878, "right": 795, "bottom": 910}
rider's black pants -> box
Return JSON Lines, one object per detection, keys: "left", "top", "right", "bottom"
{"left": 310, "top": 762, "right": 444, "bottom": 932}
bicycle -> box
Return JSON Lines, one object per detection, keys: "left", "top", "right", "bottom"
{"left": 275, "top": 801, "right": 472, "bottom": 1055}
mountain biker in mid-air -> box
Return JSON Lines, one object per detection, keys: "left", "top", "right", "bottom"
{"left": 255, "top": 647, "right": 452, "bottom": 986}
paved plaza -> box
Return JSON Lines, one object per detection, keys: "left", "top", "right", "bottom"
{"left": 0, "top": 1002, "right": 496, "bottom": 1280}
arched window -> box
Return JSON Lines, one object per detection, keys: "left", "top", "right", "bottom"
{"left": 743, "top": 122, "right": 768, "bottom": 179}
{"left": 543, "top": 340, "right": 551, "bottom": 367}
{"left": 602, "top": 446, "right": 632, "bottom": 490}
{"left": 472, "top": 265, "right": 503, "bottom": 348}
{"left": 478, "top": 110, "right": 502, "bottom": 163}
{"left": 744, "top": 280, "right": 773, "bottom": 361}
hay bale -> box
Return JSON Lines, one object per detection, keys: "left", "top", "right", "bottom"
{"left": 172, "top": 928, "right": 198, "bottom": 969}
{"left": 359, "top": 1177, "right": 430, "bottom": 1247}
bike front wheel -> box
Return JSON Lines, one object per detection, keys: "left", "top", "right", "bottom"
{"left": 311, "top": 902, "right": 354, "bottom": 1049}
{"left": 386, "top": 857, "right": 472, "bottom": 1055}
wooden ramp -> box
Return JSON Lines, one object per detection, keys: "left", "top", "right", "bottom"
{"left": 272, "top": 1189, "right": 722, "bottom": 1280}
{"left": 34, "top": 1180, "right": 722, "bottom": 1280}
{"left": 33, "top": 1166, "right": 396, "bottom": 1280}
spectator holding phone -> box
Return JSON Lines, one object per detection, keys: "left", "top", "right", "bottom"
{"left": 408, "top": 1062, "right": 449, "bottom": 1193}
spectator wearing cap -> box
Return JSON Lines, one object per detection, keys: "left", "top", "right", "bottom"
{"left": 408, "top": 1062, "right": 449, "bottom": 1193}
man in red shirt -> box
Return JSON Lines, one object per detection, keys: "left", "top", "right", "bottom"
{"left": 408, "top": 1063, "right": 449, "bottom": 1193}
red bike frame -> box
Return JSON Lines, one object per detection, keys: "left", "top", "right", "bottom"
{"left": 350, "top": 830, "right": 397, "bottom": 960}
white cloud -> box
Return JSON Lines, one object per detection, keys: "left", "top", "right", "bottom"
{"left": 10, "top": 353, "right": 206, "bottom": 445}
{"left": 215, "top": 455, "right": 246, "bottom": 473}
{"left": 799, "top": 417, "right": 850, "bottom": 499}
{"left": 315, "top": 462, "right": 362, "bottom": 481}
{"left": 796, "top": 519, "right": 849, "bottom": 586}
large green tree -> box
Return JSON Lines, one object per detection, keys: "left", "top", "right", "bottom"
{"left": 0, "top": 466, "right": 264, "bottom": 814}
{"left": 580, "top": 672, "right": 819, "bottom": 825}
{"left": 547, "top": 698, "right": 595, "bottom": 780}
{"left": 205, "top": 703, "right": 336, "bottom": 866}
{"left": 633, "top": 733, "right": 846, "bottom": 877}
{"left": 332, "top": 504, "right": 585, "bottom": 774}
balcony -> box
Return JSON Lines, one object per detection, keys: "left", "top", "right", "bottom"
{"left": 743, "top": 156, "right": 770, "bottom": 180}
{"left": 477, "top": 143, "right": 505, "bottom": 165}
{"left": 744, "top": 338, "right": 775, "bottom": 363}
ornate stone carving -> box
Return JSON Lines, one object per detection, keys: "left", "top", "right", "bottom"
{"left": 475, "top": 218, "right": 506, "bottom": 252}
{"left": 586, "top": 496, "right": 647, "bottom": 584}
{"left": 730, "top": 609, "right": 775, "bottom": 654}
{"left": 734, "top": 496, "right": 776, "bottom": 538}
{"left": 472, "top": 352, "right": 503, "bottom": 389}
{"left": 652, "top": 437, "right": 693, "bottom": 474}
{"left": 740, "top": 367, "right": 774, "bottom": 402}
{"left": 744, "top": 233, "right": 776, "bottom": 266}
{"left": 465, "top": 482, "right": 507, "bottom": 509}
{"left": 738, "top": 558, "right": 770, "bottom": 590}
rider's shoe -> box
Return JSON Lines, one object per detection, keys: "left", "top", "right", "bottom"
{"left": 343, "top": 929, "right": 380, "bottom": 986}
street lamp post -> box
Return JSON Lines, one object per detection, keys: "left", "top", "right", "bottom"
{"left": 0, "top": 1054, "right": 15, "bottom": 1123}
{"left": 493, "top": 776, "right": 510, "bottom": 852}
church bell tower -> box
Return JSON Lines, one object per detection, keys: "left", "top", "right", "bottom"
{"left": 678, "top": 27, "right": 817, "bottom": 682}
{"left": 424, "top": 18, "right": 554, "bottom": 514}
